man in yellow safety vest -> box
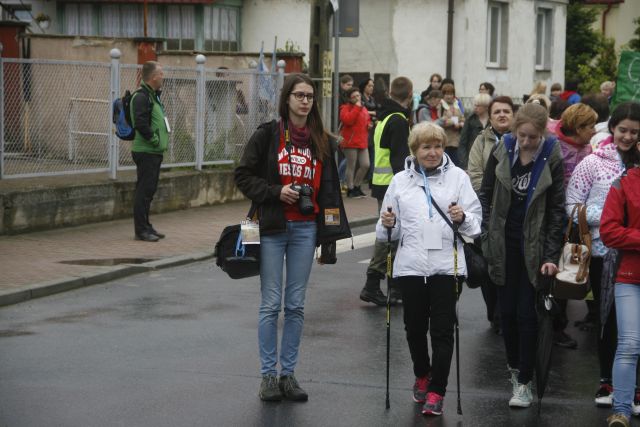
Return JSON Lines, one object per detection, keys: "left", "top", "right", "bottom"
{"left": 360, "top": 76, "right": 414, "bottom": 306}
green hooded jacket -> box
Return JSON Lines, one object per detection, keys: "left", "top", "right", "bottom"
{"left": 130, "top": 82, "right": 169, "bottom": 154}
{"left": 478, "top": 135, "right": 565, "bottom": 289}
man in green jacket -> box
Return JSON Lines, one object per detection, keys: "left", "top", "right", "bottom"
{"left": 131, "top": 61, "right": 169, "bottom": 242}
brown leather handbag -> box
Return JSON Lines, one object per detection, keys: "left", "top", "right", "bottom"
{"left": 553, "top": 204, "right": 591, "bottom": 300}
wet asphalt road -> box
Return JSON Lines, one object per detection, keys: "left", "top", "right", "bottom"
{"left": 0, "top": 226, "right": 631, "bottom": 427}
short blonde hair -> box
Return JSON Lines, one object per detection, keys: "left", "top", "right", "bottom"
{"left": 530, "top": 80, "right": 547, "bottom": 96}
{"left": 560, "top": 103, "right": 598, "bottom": 134}
{"left": 408, "top": 122, "right": 447, "bottom": 154}
{"left": 474, "top": 93, "right": 492, "bottom": 107}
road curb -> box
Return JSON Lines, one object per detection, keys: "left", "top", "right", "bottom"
{"left": 0, "top": 216, "right": 377, "bottom": 308}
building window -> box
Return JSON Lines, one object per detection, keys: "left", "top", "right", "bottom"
{"left": 58, "top": 3, "right": 240, "bottom": 52}
{"left": 536, "top": 7, "right": 553, "bottom": 70}
{"left": 486, "top": 1, "right": 508, "bottom": 68}
{"left": 2, "top": 4, "right": 31, "bottom": 23}
{"left": 166, "top": 5, "right": 195, "bottom": 51}
{"left": 64, "top": 4, "right": 96, "bottom": 36}
{"left": 204, "top": 6, "right": 239, "bottom": 52}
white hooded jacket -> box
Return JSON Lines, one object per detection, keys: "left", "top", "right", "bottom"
{"left": 376, "top": 154, "right": 482, "bottom": 278}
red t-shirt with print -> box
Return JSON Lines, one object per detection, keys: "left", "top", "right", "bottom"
{"left": 277, "top": 134, "right": 323, "bottom": 221}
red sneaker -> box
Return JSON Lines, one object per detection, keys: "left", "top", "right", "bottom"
{"left": 422, "top": 391, "right": 444, "bottom": 416}
{"left": 412, "top": 376, "right": 429, "bottom": 403}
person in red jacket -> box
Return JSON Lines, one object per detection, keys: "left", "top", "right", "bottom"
{"left": 600, "top": 101, "right": 640, "bottom": 427}
{"left": 339, "top": 87, "right": 371, "bottom": 197}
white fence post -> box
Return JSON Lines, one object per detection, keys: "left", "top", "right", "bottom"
{"left": 108, "top": 48, "right": 121, "bottom": 180}
{"left": 0, "top": 43, "right": 4, "bottom": 179}
{"left": 195, "top": 54, "right": 206, "bottom": 171}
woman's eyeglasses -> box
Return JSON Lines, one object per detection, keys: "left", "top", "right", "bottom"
{"left": 291, "top": 92, "right": 314, "bottom": 102}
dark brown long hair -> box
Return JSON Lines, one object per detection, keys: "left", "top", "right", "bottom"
{"left": 609, "top": 101, "right": 640, "bottom": 169}
{"left": 278, "top": 73, "right": 329, "bottom": 159}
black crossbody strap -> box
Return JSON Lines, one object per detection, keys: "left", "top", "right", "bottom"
{"left": 430, "top": 195, "right": 464, "bottom": 242}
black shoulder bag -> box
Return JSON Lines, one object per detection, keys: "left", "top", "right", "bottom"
{"left": 214, "top": 205, "right": 261, "bottom": 280}
{"left": 430, "top": 196, "right": 488, "bottom": 289}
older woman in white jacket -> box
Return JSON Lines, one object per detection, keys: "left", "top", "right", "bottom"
{"left": 378, "top": 122, "right": 481, "bottom": 417}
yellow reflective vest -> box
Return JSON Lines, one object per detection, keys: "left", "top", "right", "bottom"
{"left": 372, "top": 112, "right": 407, "bottom": 186}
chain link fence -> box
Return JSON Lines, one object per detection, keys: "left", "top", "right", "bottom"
{"left": 0, "top": 52, "right": 283, "bottom": 179}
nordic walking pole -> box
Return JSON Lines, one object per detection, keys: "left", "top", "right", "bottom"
{"left": 385, "top": 206, "right": 393, "bottom": 410}
{"left": 452, "top": 202, "right": 463, "bottom": 415}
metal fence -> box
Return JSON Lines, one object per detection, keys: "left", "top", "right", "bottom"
{"left": 0, "top": 49, "right": 284, "bottom": 179}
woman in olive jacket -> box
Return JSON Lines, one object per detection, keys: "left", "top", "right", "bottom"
{"left": 479, "top": 103, "right": 565, "bottom": 408}
{"left": 234, "top": 74, "right": 351, "bottom": 403}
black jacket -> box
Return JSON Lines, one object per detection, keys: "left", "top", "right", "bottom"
{"left": 370, "top": 98, "right": 411, "bottom": 200}
{"left": 234, "top": 120, "right": 351, "bottom": 245}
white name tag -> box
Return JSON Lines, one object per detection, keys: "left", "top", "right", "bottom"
{"left": 423, "top": 220, "right": 443, "bottom": 250}
{"left": 164, "top": 117, "right": 171, "bottom": 133}
{"left": 240, "top": 221, "right": 260, "bottom": 245}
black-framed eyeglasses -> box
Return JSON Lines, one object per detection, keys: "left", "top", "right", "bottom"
{"left": 291, "top": 92, "right": 314, "bottom": 102}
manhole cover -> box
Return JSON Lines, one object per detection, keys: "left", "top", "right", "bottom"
{"left": 59, "top": 258, "right": 157, "bottom": 266}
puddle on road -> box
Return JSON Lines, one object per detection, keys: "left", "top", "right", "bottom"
{"left": 0, "top": 329, "right": 35, "bottom": 338}
{"left": 59, "top": 258, "right": 157, "bottom": 266}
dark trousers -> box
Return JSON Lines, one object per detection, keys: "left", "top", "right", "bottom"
{"left": 497, "top": 245, "right": 538, "bottom": 384}
{"left": 397, "top": 275, "right": 458, "bottom": 396}
{"left": 132, "top": 152, "right": 163, "bottom": 235}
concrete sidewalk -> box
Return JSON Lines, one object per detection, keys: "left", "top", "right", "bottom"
{"left": 0, "top": 195, "right": 379, "bottom": 306}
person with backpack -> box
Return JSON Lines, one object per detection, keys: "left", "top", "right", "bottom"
{"left": 359, "top": 77, "right": 413, "bottom": 306}
{"left": 130, "top": 61, "right": 169, "bottom": 242}
{"left": 479, "top": 103, "right": 565, "bottom": 408}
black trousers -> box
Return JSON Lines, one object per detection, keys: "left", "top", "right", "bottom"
{"left": 397, "top": 275, "right": 458, "bottom": 396}
{"left": 497, "top": 245, "right": 538, "bottom": 385}
{"left": 132, "top": 152, "right": 163, "bottom": 235}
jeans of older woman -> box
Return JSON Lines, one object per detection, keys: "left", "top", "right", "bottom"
{"left": 612, "top": 283, "right": 640, "bottom": 417}
{"left": 258, "top": 221, "right": 317, "bottom": 376}
{"left": 497, "top": 243, "right": 538, "bottom": 384}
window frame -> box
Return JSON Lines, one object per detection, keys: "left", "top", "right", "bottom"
{"left": 535, "top": 6, "right": 553, "bottom": 71}
{"left": 485, "top": 1, "right": 509, "bottom": 69}
{"left": 57, "top": 2, "right": 240, "bottom": 53}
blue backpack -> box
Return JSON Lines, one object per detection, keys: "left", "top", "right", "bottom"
{"left": 112, "top": 90, "right": 136, "bottom": 141}
{"left": 112, "top": 89, "right": 152, "bottom": 141}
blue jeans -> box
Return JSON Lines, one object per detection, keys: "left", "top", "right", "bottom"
{"left": 613, "top": 283, "right": 640, "bottom": 417}
{"left": 259, "top": 221, "right": 317, "bottom": 376}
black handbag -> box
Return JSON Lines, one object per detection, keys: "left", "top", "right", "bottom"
{"left": 430, "top": 196, "right": 489, "bottom": 289}
{"left": 214, "top": 206, "right": 261, "bottom": 280}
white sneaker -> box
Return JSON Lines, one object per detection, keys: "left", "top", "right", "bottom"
{"left": 632, "top": 398, "right": 640, "bottom": 416}
{"left": 509, "top": 382, "right": 533, "bottom": 408}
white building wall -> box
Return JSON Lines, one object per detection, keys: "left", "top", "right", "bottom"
{"left": 241, "top": 0, "right": 312, "bottom": 55}
{"left": 338, "top": 0, "right": 567, "bottom": 99}
{"left": 589, "top": 1, "right": 640, "bottom": 51}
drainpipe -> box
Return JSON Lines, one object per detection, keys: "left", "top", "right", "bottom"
{"left": 601, "top": 3, "right": 613, "bottom": 36}
{"left": 446, "top": 0, "right": 454, "bottom": 79}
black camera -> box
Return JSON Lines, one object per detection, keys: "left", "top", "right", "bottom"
{"left": 291, "top": 183, "right": 314, "bottom": 215}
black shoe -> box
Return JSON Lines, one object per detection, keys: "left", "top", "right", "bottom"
{"left": 553, "top": 330, "right": 578, "bottom": 349}
{"left": 360, "top": 287, "right": 387, "bottom": 306}
{"left": 353, "top": 186, "right": 366, "bottom": 198}
{"left": 135, "top": 232, "right": 159, "bottom": 242}
{"left": 279, "top": 374, "right": 308, "bottom": 401}
{"left": 151, "top": 229, "right": 165, "bottom": 239}
{"left": 259, "top": 374, "right": 282, "bottom": 401}
{"left": 347, "top": 188, "right": 357, "bottom": 198}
